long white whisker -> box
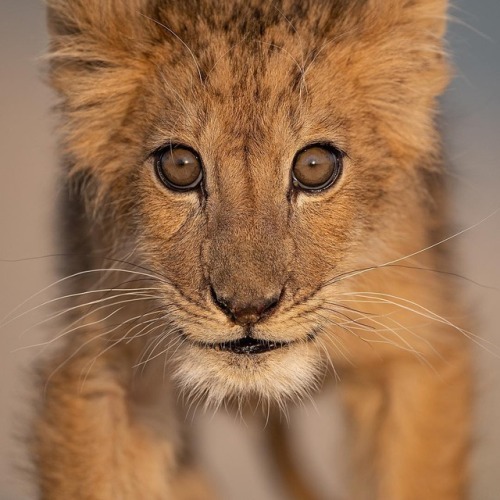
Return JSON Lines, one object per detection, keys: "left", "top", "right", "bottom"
{"left": 17, "top": 293, "right": 163, "bottom": 339}
{"left": 309, "top": 312, "right": 357, "bottom": 365}
{"left": 339, "top": 292, "right": 500, "bottom": 358}
{"left": 44, "top": 316, "right": 147, "bottom": 395}
{"left": 315, "top": 335, "right": 341, "bottom": 382}
{"left": 2, "top": 286, "right": 163, "bottom": 329}
{"left": 14, "top": 306, "right": 126, "bottom": 353}
{"left": 1, "top": 267, "right": 166, "bottom": 326}
{"left": 329, "top": 208, "right": 500, "bottom": 287}
{"left": 79, "top": 316, "right": 169, "bottom": 391}
{"left": 135, "top": 327, "right": 182, "bottom": 369}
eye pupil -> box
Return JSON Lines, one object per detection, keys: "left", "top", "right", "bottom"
{"left": 292, "top": 144, "right": 342, "bottom": 192}
{"left": 155, "top": 145, "right": 203, "bottom": 191}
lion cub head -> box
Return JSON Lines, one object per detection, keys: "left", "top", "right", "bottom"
{"left": 48, "top": 0, "right": 449, "bottom": 405}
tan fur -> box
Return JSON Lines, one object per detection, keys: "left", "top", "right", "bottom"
{"left": 35, "top": 1, "right": 471, "bottom": 498}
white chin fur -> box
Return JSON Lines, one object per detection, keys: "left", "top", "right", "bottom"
{"left": 172, "top": 342, "right": 324, "bottom": 409}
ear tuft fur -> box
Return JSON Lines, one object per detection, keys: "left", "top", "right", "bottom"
{"left": 387, "top": 0, "right": 449, "bottom": 38}
{"left": 45, "top": 0, "right": 157, "bottom": 206}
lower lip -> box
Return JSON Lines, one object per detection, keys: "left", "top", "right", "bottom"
{"left": 189, "top": 332, "right": 317, "bottom": 356}
{"left": 212, "top": 338, "right": 288, "bottom": 355}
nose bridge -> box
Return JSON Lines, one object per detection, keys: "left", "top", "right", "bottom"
{"left": 216, "top": 199, "right": 284, "bottom": 269}
{"left": 208, "top": 191, "right": 289, "bottom": 303}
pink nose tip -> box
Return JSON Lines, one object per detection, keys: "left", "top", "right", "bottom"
{"left": 210, "top": 288, "right": 281, "bottom": 325}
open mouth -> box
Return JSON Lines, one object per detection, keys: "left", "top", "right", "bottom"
{"left": 210, "top": 336, "right": 289, "bottom": 355}
{"left": 188, "top": 332, "right": 317, "bottom": 355}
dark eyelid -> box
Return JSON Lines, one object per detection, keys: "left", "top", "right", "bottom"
{"left": 146, "top": 142, "right": 190, "bottom": 162}
{"left": 296, "top": 141, "right": 346, "bottom": 159}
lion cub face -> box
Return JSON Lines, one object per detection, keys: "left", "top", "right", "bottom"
{"left": 48, "top": 0, "right": 449, "bottom": 404}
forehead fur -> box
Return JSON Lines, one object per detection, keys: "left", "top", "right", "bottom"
{"left": 47, "top": 0, "right": 449, "bottom": 201}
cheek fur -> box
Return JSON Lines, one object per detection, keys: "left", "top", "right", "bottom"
{"left": 137, "top": 175, "right": 200, "bottom": 240}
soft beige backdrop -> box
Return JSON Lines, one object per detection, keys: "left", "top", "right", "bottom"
{"left": 1, "top": 1, "right": 499, "bottom": 499}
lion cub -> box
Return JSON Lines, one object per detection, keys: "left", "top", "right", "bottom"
{"left": 36, "top": 1, "right": 471, "bottom": 498}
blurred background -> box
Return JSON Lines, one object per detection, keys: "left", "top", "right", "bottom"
{"left": 0, "top": 1, "right": 499, "bottom": 498}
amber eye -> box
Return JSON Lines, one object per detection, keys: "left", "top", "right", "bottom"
{"left": 292, "top": 144, "right": 343, "bottom": 192}
{"left": 155, "top": 145, "right": 203, "bottom": 191}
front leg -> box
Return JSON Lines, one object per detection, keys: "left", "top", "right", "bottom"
{"left": 340, "top": 344, "right": 471, "bottom": 500}
{"left": 34, "top": 343, "right": 177, "bottom": 500}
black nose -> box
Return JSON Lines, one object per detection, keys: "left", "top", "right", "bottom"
{"left": 210, "top": 287, "right": 281, "bottom": 325}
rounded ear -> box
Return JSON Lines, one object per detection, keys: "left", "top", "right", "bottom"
{"left": 45, "top": 0, "right": 158, "bottom": 72}
{"left": 47, "top": 0, "right": 108, "bottom": 37}
{"left": 366, "top": 0, "right": 448, "bottom": 39}
{"left": 397, "top": 0, "right": 449, "bottom": 38}
{"left": 45, "top": 0, "right": 156, "bottom": 193}
{"left": 46, "top": 0, "right": 151, "bottom": 38}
